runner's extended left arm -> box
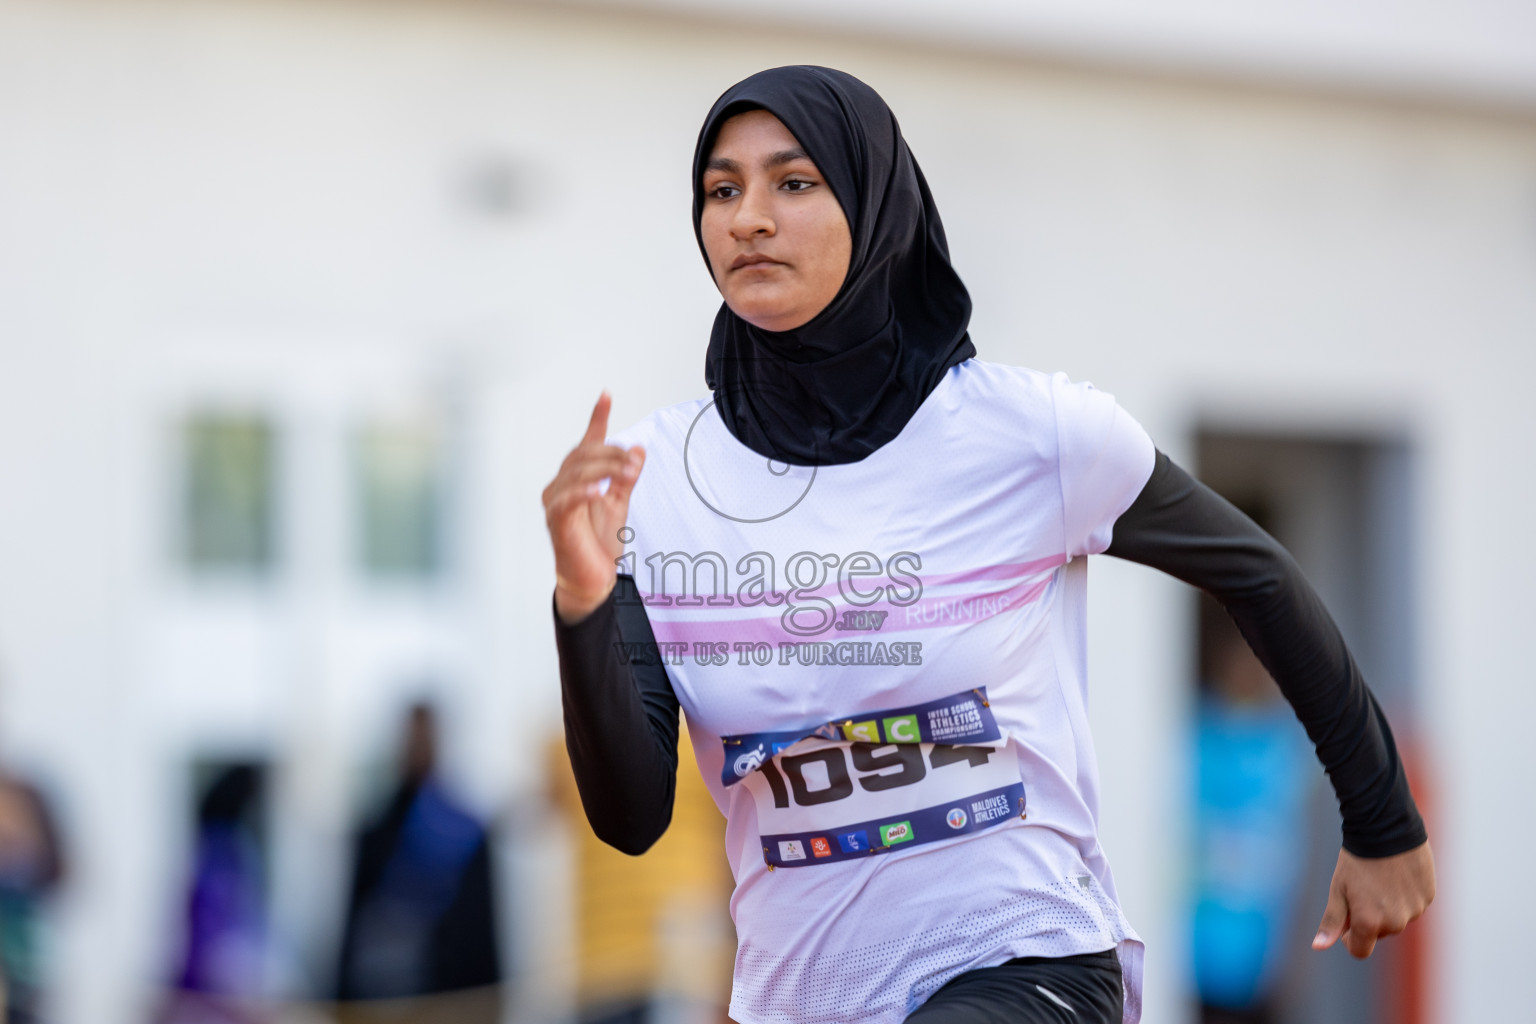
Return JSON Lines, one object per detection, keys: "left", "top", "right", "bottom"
{"left": 1105, "top": 449, "right": 1425, "bottom": 857}
{"left": 1106, "top": 449, "right": 1433, "bottom": 958}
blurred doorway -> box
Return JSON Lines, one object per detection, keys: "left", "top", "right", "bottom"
{"left": 1193, "top": 431, "right": 1427, "bottom": 1024}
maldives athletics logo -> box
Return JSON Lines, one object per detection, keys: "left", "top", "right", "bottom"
{"left": 733, "top": 744, "right": 767, "bottom": 778}
{"left": 946, "top": 807, "right": 968, "bottom": 830}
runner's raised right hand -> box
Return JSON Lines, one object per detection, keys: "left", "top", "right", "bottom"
{"left": 542, "top": 392, "right": 645, "bottom": 624}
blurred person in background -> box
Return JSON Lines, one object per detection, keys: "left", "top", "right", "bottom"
{"left": 332, "top": 702, "right": 501, "bottom": 1024}
{"left": 0, "top": 768, "right": 65, "bottom": 1024}
{"left": 546, "top": 720, "right": 733, "bottom": 1024}
{"left": 158, "top": 763, "right": 270, "bottom": 1024}
{"left": 1190, "top": 606, "right": 1312, "bottom": 1024}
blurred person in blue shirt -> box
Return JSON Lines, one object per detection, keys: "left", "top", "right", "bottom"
{"left": 332, "top": 702, "right": 501, "bottom": 1024}
{"left": 1191, "top": 610, "right": 1312, "bottom": 1024}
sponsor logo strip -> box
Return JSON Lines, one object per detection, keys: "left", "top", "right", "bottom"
{"left": 721, "top": 687, "right": 1001, "bottom": 786}
{"left": 759, "top": 782, "right": 1025, "bottom": 868}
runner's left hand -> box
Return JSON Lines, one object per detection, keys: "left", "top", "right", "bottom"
{"left": 1311, "top": 841, "right": 1435, "bottom": 959}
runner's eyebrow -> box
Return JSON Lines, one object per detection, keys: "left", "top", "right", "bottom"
{"left": 704, "top": 149, "right": 813, "bottom": 176}
{"left": 763, "top": 148, "right": 810, "bottom": 169}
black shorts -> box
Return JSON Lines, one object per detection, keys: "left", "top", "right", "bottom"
{"left": 904, "top": 950, "right": 1123, "bottom": 1024}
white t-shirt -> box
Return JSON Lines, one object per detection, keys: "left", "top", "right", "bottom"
{"left": 611, "top": 359, "right": 1155, "bottom": 1024}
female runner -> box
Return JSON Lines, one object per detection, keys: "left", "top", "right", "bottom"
{"left": 543, "top": 66, "right": 1434, "bottom": 1024}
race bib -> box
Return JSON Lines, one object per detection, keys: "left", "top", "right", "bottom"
{"left": 720, "top": 689, "right": 1027, "bottom": 868}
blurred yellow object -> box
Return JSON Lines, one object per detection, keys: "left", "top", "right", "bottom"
{"left": 546, "top": 721, "right": 734, "bottom": 1016}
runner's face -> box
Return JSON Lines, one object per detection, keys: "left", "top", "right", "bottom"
{"left": 700, "top": 110, "right": 852, "bottom": 333}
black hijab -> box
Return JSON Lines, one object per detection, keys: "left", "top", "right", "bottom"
{"left": 693, "top": 66, "right": 975, "bottom": 466}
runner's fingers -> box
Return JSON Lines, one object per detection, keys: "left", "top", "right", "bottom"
{"left": 568, "top": 441, "right": 638, "bottom": 472}
{"left": 602, "top": 478, "right": 635, "bottom": 510}
{"left": 1346, "top": 901, "right": 1418, "bottom": 958}
{"left": 1312, "top": 886, "right": 1348, "bottom": 950}
{"left": 558, "top": 440, "right": 631, "bottom": 473}
{"left": 581, "top": 392, "right": 612, "bottom": 446}
{"left": 1345, "top": 935, "right": 1377, "bottom": 959}
{"left": 557, "top": 450, "right": 638, "bottom": 490}
{"left": 542, "top": 476, "right": 588, "bottom": 518}
{"left": 545, "top": 460, "right": 643, "bottom": 528}
{"left": 544, "top": 474, "right": 614, "bottom": 521}
{"left": 543, "top": 485, "right": 592, "bottom": 524}
{"left": 601, "top": 446, "right": 646, "bottom": 506}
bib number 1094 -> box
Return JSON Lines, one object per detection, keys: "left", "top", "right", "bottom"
{"left": 757, "top": 743, "right": 994, "bottom": 809}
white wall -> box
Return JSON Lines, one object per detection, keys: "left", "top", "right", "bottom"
{"left": 586, "top": 0, "right": 1536, "bottom": 105}
{"left": 0, "top": 1, "right": 1532, "bottom": 1021}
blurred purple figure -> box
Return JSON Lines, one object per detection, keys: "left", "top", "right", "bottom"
{"left": 159, "top": 764, "right": 270, "bottom": 1024}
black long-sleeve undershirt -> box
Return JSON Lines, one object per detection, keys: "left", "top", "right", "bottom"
{"left": 553, "top": 451, "right": 1426, "bottom": 858}
{"left": 1104, "top": 450, "right": 1425, "bottom": 857}
{"left": 554, "top": 576, "right": 680, "bottom": 855}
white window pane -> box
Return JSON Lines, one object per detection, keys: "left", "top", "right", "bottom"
{"left": 183, "top": 414, "right": 276, "bottom": 573}
{"left": 355, "top": 420, "right": 445, "bottom": 580}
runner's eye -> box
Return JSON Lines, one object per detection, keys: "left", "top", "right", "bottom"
{"left": 782, "top": 178, "right": 815, "bottom": 193}
{"left": 707, "top": 183, "right": 740, "bottom": 200}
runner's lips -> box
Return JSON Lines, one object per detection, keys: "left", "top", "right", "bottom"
{"left": 731, "top": 253, "right": 785, "bottom": 270}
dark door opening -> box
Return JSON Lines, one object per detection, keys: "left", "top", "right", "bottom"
{"left": 1191, "top": 431, "right": 1427, "bottom": 1024}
